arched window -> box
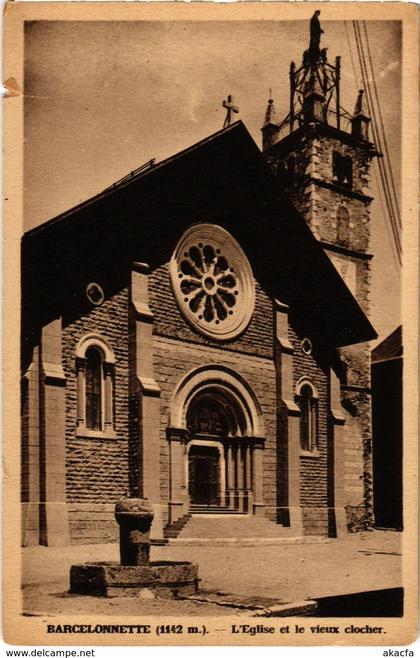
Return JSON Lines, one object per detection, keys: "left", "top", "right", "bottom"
{"left": 296, "top": 380, "right": 319, "bottom": 454}
{"left": 75, "top": 334, "right": 116, "bottom": 439}
{"left": 85, "top": 347, "right": 103, "bottom": 430}
{"left": 336, "top": 205, "right": 350, "bottom": 246}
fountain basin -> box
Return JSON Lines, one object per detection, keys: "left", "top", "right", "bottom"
{"left": 70, "top": 560, "right": 199, "bottom": 598}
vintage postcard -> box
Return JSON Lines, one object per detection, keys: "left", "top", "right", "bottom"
{"left": 3, "top": 1, "right": 418, "bottom": 649}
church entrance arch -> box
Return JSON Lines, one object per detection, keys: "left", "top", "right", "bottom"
{"left": 167, "top": 366, "right": 266, "bottom": 517}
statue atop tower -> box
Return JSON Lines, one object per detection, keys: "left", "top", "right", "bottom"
{"left": 261, "top": 13, "right": 346, "bottom": 147}
{"left": 306, "top": 10, "right": 325, "bottom": 64}
{"left": 310, "top": 11, "right": 323, "bottom": 52}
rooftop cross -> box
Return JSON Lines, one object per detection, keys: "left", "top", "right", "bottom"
{"left": 222, "top": 95, "right": 239, "bottom": 128}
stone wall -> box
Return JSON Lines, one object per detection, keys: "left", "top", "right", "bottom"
{"left": 62, "top": 288, "right": 130, "bottom": 544}
{"left": 149, "top": 264, "right": 273, "bottom": 360}
{"left": 266, "top": 131, "right": 372, "bottom": 255}
{"left": 148, "top": 261, "right": 277, "bottom": 525}
{"left": 152, "top": 318, "right": 277, "bottom": 528}
{"left": 266, "top": 125, "right": 374, "bottom": 533}
{"left": 340, "top": 344, "right": 373, "bottom": 530}
{"left": 289, "top": 322, "right": 329, "bottom": 535}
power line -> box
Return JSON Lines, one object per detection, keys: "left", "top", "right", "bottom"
{"left": 344, "top": 21, "right": 359, "bottom": 93}
{"left": 354, "top": 22, "right": 401, "bottom": 255}
{"left": 352, "top": 21, "right": 402, "bottom": 264}
{"left": 362, "top": 21, "right": 401, "bottom": 226}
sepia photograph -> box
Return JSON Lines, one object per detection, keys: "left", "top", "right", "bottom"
{"left": 3, "top": 1, "right": 418, "bottom": 648}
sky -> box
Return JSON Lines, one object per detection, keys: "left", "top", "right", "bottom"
{"left": 24, "top": 18, "right": 402, "bottom": 344}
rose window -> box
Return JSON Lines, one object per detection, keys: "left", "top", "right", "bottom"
{"left": 170, "top": 224, "right": 255, "bottom": 340}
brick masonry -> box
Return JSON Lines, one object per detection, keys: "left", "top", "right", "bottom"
{"left": 265, "top": 124, "right": 374, "bottom": 532}
{"left": 23, "top": 119, "right": 376, "bottom": 543}
{"left": 28, "top": 250, "right": 368, "bottom": 542}
{"left": 149, "top": 264, "right": 273, "bottom": 360}
{"left": 149, "top": 260, "right": 277, "bottom": 526}
{"left": 62, "top": 288, "right": 130, "bottom": 544}
{"left": 288, "top": 322, "right": 329, "bottom": 535}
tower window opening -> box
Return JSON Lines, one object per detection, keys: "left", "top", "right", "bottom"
{"left": 333, "top": 151, "right": 353, "bottom": 189}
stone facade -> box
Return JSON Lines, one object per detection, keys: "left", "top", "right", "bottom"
{"left": 62, "top": 289, "right": 130, "bottom": 544}
{"left": 263, "top": 92, "right": 376, "bottom": 533}
{"left": 21, "top": 74, "right": 376, "bottom": 543}
{"left": 21, "top": 239, "right": 355, "bottom": 543}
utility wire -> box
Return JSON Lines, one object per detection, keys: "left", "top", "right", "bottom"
{"left": 344, "top": 21, "right": 360, "bottom": 93}
{"left": 354, "top": 21, "right": 401, "bottom": 256}
{"left": 362, "top": 21, "right": 401, "bottom": 226}
{"left": 352, "top": 21, "right": 402, "bottom": 263}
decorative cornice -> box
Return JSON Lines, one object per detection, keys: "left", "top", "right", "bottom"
{"left": 132, "top": 301, "right": 154, "bottom": 323}
{"left": 75, "top": 356, "right": 87, "bottom": 373}
{"left": 276, "top": 336, "right": 294, "bottom": 355}
{"left": 321, "top": 241, "right": 373, "bottom": 261}
{"left": 305, "top": 176, "right": 373, "bottom": 203}
{"left": 274, "top": 299, "right": 290, "bottom": 313}
{"left": 153, "top": 333, "right": 273, "bottom": 364}
{"left": 282, "top": 398, "right": 301, "bottom": 416}
{"left": 103, "top": 361, "right": 115, "bottom": 376}
{"left": 132, "top": 262, "right": 150, "bottom": 274}
{"left": 166, "top": 427, "right": 189, "bottom": 442}
{"left": 330, "top": 408, "right": 346, "bottom": 425}
{"left": 138, "top": 376, "right": 161, "bottom": 397}
{"left": 42, "top": 362, "right": 66, "bottom": 386}
{"left": 341, "top": 384, "right": 371, "bottom": 394}
{"left": 21, "top": 361, "right": 34, "bottom": 382}
{"left": 265, "top": 121, "right": 380, "bottom": 157}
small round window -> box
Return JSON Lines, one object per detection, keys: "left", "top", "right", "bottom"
{"left": 86, "top": 282, "right": 105, "bottom": 306}
{"left": 170, "top": 224, "right": 255, "bottom": 340}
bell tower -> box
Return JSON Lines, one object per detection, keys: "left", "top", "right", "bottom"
{"left": 262, "top": 14, "right": 379, "bottom": 306}
{"left": 262, "top": 13, "right": 380, "bottom": 529}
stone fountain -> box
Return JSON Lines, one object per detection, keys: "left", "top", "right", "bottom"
{"left": 70, "top": 498, "right": 199, "bottom": 598}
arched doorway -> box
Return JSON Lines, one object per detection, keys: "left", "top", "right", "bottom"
{"left": 185, "top": 388, "right": 253, "bottom": 512}
{"left": 167, "top": 366, "right": 266, "bottom": 519}
{"left": 186, "top": 389, "right": 241, "bottom": 509}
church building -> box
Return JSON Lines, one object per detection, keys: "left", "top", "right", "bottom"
{"left": 21, "top": 19, "right": 378, "bottom": 546}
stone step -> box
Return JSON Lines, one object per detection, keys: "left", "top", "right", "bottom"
{"left": 189, "top": 505, "right": 246, "bottom": 515}
{"left": 163, "top": 513, "right": 192, "bottom": 539}
{"left": 176, "top": 514, "right": 294, "bottom": 539}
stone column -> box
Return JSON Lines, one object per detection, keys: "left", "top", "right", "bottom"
{"left": 226, "top": 443, "right": 235, "bottom": 509}
{"left": 103, "top": 362, "right": 114, "bottom": 431}
{"left": 39, "top": 317, "right": 70, "bottom": 546}
{"left": 167, "top": 429, "right": 188, "bottom": 524}
{"left": 75, "top": 357, "right": 86, "bottom": 427}
{"left": 236, "top": 444, "right": 245, "bottom": 512}
{"left": 329, "top": 368, "right": 347, "bottom": 537}
{"left": 252, "top": 441, "right": 265, "bottom": 516}
{"left": 275, "top": 300, "right": 303, "bottom": 533}
{"left": 131, "top": 262, "right": 163, "bottom": 540}
{"left": 243, "top": 443, "right": 252, "bottom": 514}
{"left": 218, "top": 445, "right": 226, "bottom": 507}
{"left": 21, "top": 347, "right": 40, "bottom": 546}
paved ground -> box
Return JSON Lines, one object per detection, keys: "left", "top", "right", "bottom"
{"left": 22, "top": 530, "right": 401, "bottom": 617}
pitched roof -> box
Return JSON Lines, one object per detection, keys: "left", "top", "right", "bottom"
{"left": 372, "top": 326, "right": 402, "bottom": 363}
{"left": 22, "top": 121, "right": 376, "bottom": 348}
